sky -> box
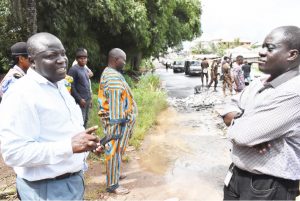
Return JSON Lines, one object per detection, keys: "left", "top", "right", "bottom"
{"left": 199, "top": 0, "right": 300, "bottom": 43}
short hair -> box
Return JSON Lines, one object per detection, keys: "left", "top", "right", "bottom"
{"left": 27, "top": 32, "right": 62, "bottom": 57}
{"left": 236, "top": 55, "right": 243, "bottom": 60}
{"left": 108, "top": 48, "right": 125, "bottom": 59}
{"left": 76, "top": 48, "right": 88, "bottom": 58}
{"left": 271, "top": 26, "right": 300, "bottom": 51}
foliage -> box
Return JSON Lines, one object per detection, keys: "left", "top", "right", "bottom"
{"left": 215, "top": 43, "right": 228, "bottom": 57}
{"left": 0, "top": 0, "right": 19, "bottom": 72}
{"left": 191, "top": 37, "right": 245, "bottom": 57}
{"left": 144, "top": 0, "right": 201, "bottom": 58}
{"left": 127, "top": 74, "right": 168, "bottom": 148}
{"left": 0, "top": 0, "right": 201, "bottom": 73}
{"left": 87, "top": 73, "right": 167, "bottom": 149}
{"left": 139, "top": 58, "right": 155, "bottom": 72}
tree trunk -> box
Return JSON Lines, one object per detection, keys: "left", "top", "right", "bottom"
{"left": 26, "top": 0, "right": 37, "bottom": 35}
{"left": 131, "top": 52, "right": 142, "bottom": 71}
{"left": 10, "top": 0, "right": 37, "bottom": 36}
{"left": 10, "top": 0, "right": 23, "bottom": 22}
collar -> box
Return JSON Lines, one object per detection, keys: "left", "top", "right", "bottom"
{"left": 27, "top": 68, "right": 58, "bottom": 87}
{"left": 258, "top": 67, "right": 300, "bottom": 93}
{"left": 107, "top": 66, "right": 119, "bottom": 73}
{"left": 268, "top": 67, "right": 300, "bottom": 88}
{"left": 13, "top": 65, "right": 26, "bottom": 76}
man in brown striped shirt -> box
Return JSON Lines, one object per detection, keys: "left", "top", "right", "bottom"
{"left": 222, "top": 26, "right": 300, "bottom": 200}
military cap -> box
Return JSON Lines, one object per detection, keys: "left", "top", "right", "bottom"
{"left": 11, "top": 42, "right": 28, "bottom": 56}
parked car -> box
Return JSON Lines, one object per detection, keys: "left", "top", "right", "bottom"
{"left": 172, "top": 60, "right": 185, "bottom": 73}
{"left": 184, "top": 60, "right": 202, "bottom": 75}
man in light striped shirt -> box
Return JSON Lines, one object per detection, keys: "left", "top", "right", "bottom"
{"left": 222, "top": 26, "right": 300, "bottom": 200}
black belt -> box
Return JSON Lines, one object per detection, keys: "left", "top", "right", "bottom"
{"left": 54, "top": 171, "right": 81, "bottom": 180}
{"left": 233, "top": 165, "right": 298, "bottom": 186}
{"left": 23, "top": 171, "right": 81, "bottom": 183}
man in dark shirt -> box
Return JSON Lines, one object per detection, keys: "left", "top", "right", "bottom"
{"left": 241, "top": 60, "right": 251, "bottom": 85}
{"left": 68, "top": 48, "right": 92, "bottom": 128}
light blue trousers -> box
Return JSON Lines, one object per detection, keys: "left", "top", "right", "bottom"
{"left": 16, "top": 171, "right": 84, "bottom": 200}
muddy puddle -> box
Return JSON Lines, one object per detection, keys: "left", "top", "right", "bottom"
{"left": 131, "top": 103, "right": 231, "bottom": 200}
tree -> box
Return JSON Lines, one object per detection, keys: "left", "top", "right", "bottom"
{"left": 0, "top": 0, "right": 201, "bottom": 73}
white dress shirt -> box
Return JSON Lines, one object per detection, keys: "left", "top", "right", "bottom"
{"left": 0, "top": 68, "right": 85, "bottom": 181}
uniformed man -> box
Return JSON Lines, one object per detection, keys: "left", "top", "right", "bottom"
{"left": 222, "top": 56, "right": 233, "bottom": 96}
{"left": 0, "top": 42, "right": 30, "bottom": 100}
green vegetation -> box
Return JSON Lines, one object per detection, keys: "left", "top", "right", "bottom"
{"left": 87, "top": 73, "right": 168, "bottom": 149}
{"left": 0, "top": 0, "right": 201, "bottom": 74}
{"left": 191, "top": 37, "right": 243, "bottom": 57}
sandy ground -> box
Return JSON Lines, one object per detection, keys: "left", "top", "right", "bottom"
{"left": 84, "top": 106, "right": 231, "bottom": 200}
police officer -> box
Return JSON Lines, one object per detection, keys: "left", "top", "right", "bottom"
{"left": 0, "top": 42, "right": 30, "bottom": 100}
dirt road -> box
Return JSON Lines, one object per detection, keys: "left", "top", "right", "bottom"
{"left": 84, "top": 67, "right": 232, "bottom": 200}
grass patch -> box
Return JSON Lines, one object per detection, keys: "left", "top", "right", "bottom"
{"left": 87, "top": 73, "right": 168, "bottom": 149}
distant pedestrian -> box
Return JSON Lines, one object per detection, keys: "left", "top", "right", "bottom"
{"left": 232, "top": 55, "right": 245, "bottom": 93}
{"left": 207, "top": 59, "right": 220, "bottom": 92}
{"left": 201, "top": 57, "right": 209, "bottom": 86}
{"left": 242, "top": 60, "right": 251, "bottom": 85}
{"left": 165, "top": 60, "right": 170, "bottom": 71}
{"left": 68, "top": 48, "right": 92, "bottom": 128}
{"left": 0, "top": 42, "right": 30, "bottom": 100}
{"left": 222, "top": 56, "right": 233, "bottom": 96}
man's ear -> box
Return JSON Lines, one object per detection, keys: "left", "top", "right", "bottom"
{"left": 287, "top": 49, "right": 299, "bottom": 61}
{"left": 28, "top": 56, "right": 34, "bottom": 64}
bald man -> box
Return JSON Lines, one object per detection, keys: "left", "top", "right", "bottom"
{"left": 222, "top": 26, "right": 300, "bottom": 200}
{"left": 0, "top": 32, "right": 102, "bottom": 200}
{"left": 98, "top": 48, "right": 138, "bottom": 194}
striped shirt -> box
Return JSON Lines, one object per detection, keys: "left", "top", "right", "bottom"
{"left": 227, "top": 67, "right": 300, "bottom": 180}
{"left": 98, "top": 67, "right": 137, "bottom": 135}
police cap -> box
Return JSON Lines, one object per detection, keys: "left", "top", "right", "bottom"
{"left": 11, "top": 42, "right": 28, "bottom": 56}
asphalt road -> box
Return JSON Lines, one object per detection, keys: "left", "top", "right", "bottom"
{"left": 156, "top": 67, "right": 203, "bottom": 98}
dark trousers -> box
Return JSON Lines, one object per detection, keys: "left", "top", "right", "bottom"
{"left": 81, "top": 99, "right": 91, "bottom": 128}
{"left": 201, "top": 72, "right": 208, "bottom": 85}
{"left": 224, "top": 165, "right": 299, "bottom": 200}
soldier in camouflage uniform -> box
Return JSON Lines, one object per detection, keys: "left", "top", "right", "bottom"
{"left": 0, "top": 42, "right": 30, "bottom": 101}
{"left": 222, "top": 56, "right": 233, "bottom": 96}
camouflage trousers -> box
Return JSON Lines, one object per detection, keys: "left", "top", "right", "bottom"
{"left": 223, "top": 76, "right": 233, "bottom": 95}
